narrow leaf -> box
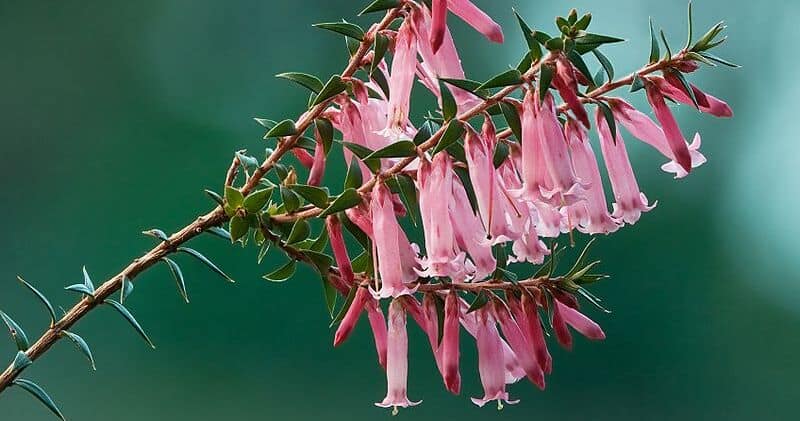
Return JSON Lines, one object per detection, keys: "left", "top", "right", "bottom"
{"left": 178, "top": 247, "right": 234, "bottom": 283}
{"left": 344, "top": 159, "right": 363, "bottom": 190}
{"left": 162, "top": 257, "right": 189, "bottom": 304}
{"left": 466, "top": 291, "right": 489, "bottom": 313}
{"left": 386, "top": 174, "right": 419, "bottom": 226}
{"left": 365, "top": 140, "right": 417, "bottom": 159}
{"left": 289, "top": 184, "right": 330, "bottom": 208}
{"left": 478, "top": 69, "right": 523, "bottom": 90}
{"left": 439, "top": 79, "right": 457, "bottom": 121}
{"left": 432, "top": 120, "right": 465, "bottom": 155}
{"left": 538, "top": 64, "right": 555, "bottom": 102}
{"left": 0, "top": 311, "right": 29, "bottom": 351}
{"left": 263, "top": 260, "right": 296, "bottom": 282}
{"left": 630, "top": 73, "right": 645, "bottom": 93}
{"left": 104, "top": 299, "right": 155, "bottom": 349}
{"left": 12, "top": 351, "right": 31, "bottom": 371}
{"left": 142, "top": 229, "right": 169, "bottom": 242}
{"left": 685, "top": 1, "right": 694, "bottom": 50}
{"left": 276, "top": 72, "right": 323, "bottom": 93}
{"left": 649, "top": 18, "right": 660, "bottom": 63}
{"left": 371, "top": 33, "right": 389, "bottom": 75}
{"left": 592, "top": 49, "right": 614, "bottom": 81}
{"left": 359, "top": 0, "right": 400, "bottom": 15}
{"left": 61, "top": 331, "right": 96, "bottom": 370}
{"left": 64, "top": 284, "right": 94, "bottom": 297}
{"left": 206, "top": 226, "right": 231, "bottom": 241}
{"left": 597, "top": 101, "right": 618, "bottom": 142}
{"left": 12, "top": 378, "right": 65, "bottom": 421}
{"left": 320, "top": 189, "right": 363, "bottom": 217}
{"left": 265, "top": 119, "right": 297, "bottom": 138}
{"left": 567, "top": 50, "right": 594, "bottom": 86}
{"left": 119, "top": 275, "right": 134, "bottom": 304}
{"left": 204, "top": 189, "right": 224, "bottom": 206}
{"left": 311, "top": 75, "right": 348, "bottom": 106}
{"left": 286, "top": 219, "right": 311, "bottom": 245}
{"left": 313, "top": 21, "right": 365, "bottom": 41}
{"left": 500, "top": 102, "right": 522, "bottom": 141}
{"left": 18, "top": 277, "right": 56, "bottom": 326}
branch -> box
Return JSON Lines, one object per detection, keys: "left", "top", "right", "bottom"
{"left": 0, "top": 5, "right": 403, "bottom": 395}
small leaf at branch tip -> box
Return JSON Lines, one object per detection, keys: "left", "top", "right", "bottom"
{"left": 120, "top": 275, "right": 134, "bottom": 303}
{"left": 104, "top": 299, "right": 156, "bottom": 349}
{"left": 142, "top": 229, "right": 169, "bottom": 242}
{"left": 1, "top": 310, "right": 30, "bottom": 351}
{"left": 17, "top": 277, "right": 56, "bottom": 327}
{"left": 204, "top": 189, "right": 225, "bottom": 206}
{"left": 61, "top": 331, "right": 96, "bottom": 371}
{"left": 12, "top": 378, "right": 66, "bottom": 421}
{"left": 648, "top": 17, "right": 660, "bottom": 64}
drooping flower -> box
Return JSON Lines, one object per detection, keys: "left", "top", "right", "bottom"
{"left": 645, "top": 80, "right": 693, "bottom": 174}
{"left": 554, "top": 298, "right": 606, "bottom": 341}
{"left": 376, "top": 299, "right": 421, "bottom": 414}
{"left": 652, "top": 74, "right": 733, "bottom": 118}
{"left": 371, "top": 183, "right": 418, "bottom": 298}
{"left": 441, "top": 290, "right": 462, "bottom": 394}
{"left": 384, "top": 19, "right": 418, "bottom": 138}
{"left": 595, "top": 109, "right": 656, "bottom": 225}
{"left": 430, "top": 0, "right": 449, "bottom": 53}
{"left": 470, "top": 306, "right": 519, "bottom": 408}
{"left": 553, "top": 56, "right": 590, "bottom": 128}
{"left": 333, "top": 287, "right": 370, "bottom": 347}
{"left": 446, "top": 0, "right": 504, "bottom": 44}
{"left": 494, "top": 300, "right": 545, "bottom": 389}
{"left": 610, "top": 98, "right": 706, "bottom": 178}
{"left": 509, "top": 293, "right": 552, "bottom": 374}
{"left": 564, "top": 119, "right": 620, "bottom": 234}
{"left": 536, "top": 93, "right": 588, "bottom": 204}
{"left": 519, "top": 90, "right": 552, "bottom": 202}
{"left": 326, "top": 215, "right": 354, "bottom": 287}
{"left": 450, "top": 177, "right": 497, "bottom": 281}
{"left": 366, "top": 298, "right": 388, "bottom": 369}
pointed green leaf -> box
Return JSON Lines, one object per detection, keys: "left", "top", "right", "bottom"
{"left": 493, "top": 142, "right": 510, "bottom": 168}
{"left": 330, "top": 287, "right": 358, "bottom": 327}
{"left": 567, "top": 50, "right": 594, "bottom": 86}
{"left": 439, "top": 79, "right": 457, "bottom": 121}
{"left": 365, "top": 140, "right": 417, "bottom": 159}
{"left": 142, "top": 229, "right": 169, "bottom": 242}
{"left": 320, "top": 189, "right": 363, "bottom": 217}
{"left": 224, "top": 186, "right": 244, "bottom": 210}
{"left": 312, "top": 75, "right": 348, "bottom": 107}
{"left": 310, "top": 228, "right": 329, "bottom": 252}
{"left": 257, "top": 241, "right": 271, "bottom": 264}
{"left": 649, "top": 17, "right": 660, "bottom": 63}
{"left": 413, "top": 120, "right": 439, "bottom": 146}
{"left": 698, "top": 52, "right": 740, "bottom": 68}
{"left": 315, "top": 118, "right": 334, "bottom": 155}
{"left": 630, "top": 73, "right": 645, "bottom": 93}
{"left": 229, "top": 216, "right": 249, "bottom": 243}
{"left": 64, "top": 284, "right": 94, "bottom": 297}
{"left": 0, "top": 311, "right": 29, "bottom": 351}
{"left": 263, "top": 260, "right": 296, "bottom": 282}
{"left": 685, "top": 1, "right": 694, "bottom": 50}
{"left": 597, "top": 101, "right": 618, "bottom": 142}
{"left": 499, "top": 102, "right": 522, "bottom": 141}
{"left": 304, "top": 250, "right": 334, "bottom": 274}
{"left": 478, "top": 69, "right": 523, "bottom": 90}
{"left": 359, "top": 0, "right": 400, "bottom": 15}
{"left": 119, "top": 275, "right": 134, "bottom": 304}
{"left": 276, "top": 72, "right": 323, "bottom": 93}
{"left": 286, "top": 219, "right": 311, "bottom": 245}
{"left": 162, "top": 257, "right": 188, "bottom": 303}
{"left": 18, "top": 277, "right": 56, "bottom": 326}
{"left": 280, "top": 185, "right": 302, "bottom": 213}
{"left": 344, "top": 159, "right": 363, "bottom": 190}
{"left": 104, "top": 299, "right": 155, "bottom": 349}
{"left": 592, "top": 49, "right": 614, "bottom": 81}
{"left": 371, "top": 67, "right": 390, "bottom": 98}
{"left": 576, "top": 33, "right": 625, "bottom": 46}
{"left": 321, "top": 276, "right": 338, "bottom": 318}
{"left": 660, "top": 29, "right": 673, "bottom": 58}
{"left": 204, "top": 189, "right": 224, "bottom": 206}
{"left": 341, "top": 142, "right": 380, "bottom": 173}
{"left": 177, "top": 247, "right": 234, "bottom": 283}
{"left": 206, "top": 226, "right": 231, "bottom": 241}
{"left": 466, "top": 291, "right": 489, "bottom": 313}
{"left": 61, "top": 331, "right": 96, "bottom": 370}
{"left": 691, "top": 21, "right": 725, "bottom": 52}
{"left": 538, "top": 64, "right": 555, "bottom": 102}
{"left": 243, "top": 188, "right": 272, "bottom": 213}
{"left": 667, "top": 69, "right": 699, "bottom": 108}
{"left": 514, "top": 10, "right": 542, "bottom": 61}
{"left": 12, "top": 350, "right": 32, "bottom": 371}
{"left": 265, "top": 119, "right": 297, "bottom": 138}
{"left": 289, "top": 184, "right": 331, "bottom": 208}
{"left": 371, "top": 33, "right": 390, "bottom": 75}
{"left": 313, "top": 21, "right": 364, "bottom": 41}
{"left": 386, "top": 173, "right": 419, "bottom": 226}
{"left": 432, "top": 120, "right": 465, "bottom": 155}
{"left": 439, "top": 78, "right": 488, "bottom": 99}
{"left": 12, "top": 378, "right": 65, "bottom": 421}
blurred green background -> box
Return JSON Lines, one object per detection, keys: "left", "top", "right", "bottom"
{"left": 1, "top": 0, "right": 796, "bottom": 419}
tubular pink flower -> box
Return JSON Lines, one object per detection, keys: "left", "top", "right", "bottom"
{"left": 293, "top": 148, "right": 314, "bottom": 169}
{"left": 306, "top": 137, "right": 326, "bottom": 186}
{"left": 384, "top": 20, "right": 418, "bottom": 138}
{"left": 595, "top": 110, "right": 656, "bottom": 225}
{"left": 565, "top": 119, "right": 620, "bottom": 234}
{"left": 333, "top": 287, "right": 369, "bottom": 347}
{"left": 371, "top": 183, "right": 418, "bottom": 298}
{"left": 645, "top": 81, "right": 693, "bottom": 173}
{"left": 446, "top": 0, "right": 504, "bottom": 44}
{"left": 551, "top": 297, "right": 573, "bottom": 350}
{"left": 450, "top": 177, "right": 496, "bottom": 281}
{"left": 654, "top": 74, "right": 733, "bottom": 118}
{"left": 554, "top": 56, "right": 590, "bottom": 128}
{"left": 441, "top": 291, "right": 462, "bottom": 395}
{"left": 376, "top": 299, "right": 421, "bottom": 413}
{"left": 470, "top": 307, "right": 519, "bottom": 408}
{"left": 610, "top": 98, "right": 706, "bottom": 178}
{"left": 430, "top": 0, "right": 448, "bottom": 53}
{"left": 326, "top": 215, "right": 354, "bottom": 287}
{"left": 520, "top": 90, "right": 553, "bottom": 201}
{"left": 366, "top": 298, "right": 388, "bottom": 369}
{"left": 494, "top": 300, "right": 545, "bottom": 390}
{"left": 555, "top": 299, "right": 606, "bottom": 341}
{"left": 537, "top": 93, "right": 588, "bottom": 204}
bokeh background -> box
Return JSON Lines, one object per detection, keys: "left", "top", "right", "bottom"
{"left": 1, "top": 0, "right": 797, "bottom": 419}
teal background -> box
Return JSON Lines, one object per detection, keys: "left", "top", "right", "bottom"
{"left": 1, "top": 0, "right": 797, "bottom": 419}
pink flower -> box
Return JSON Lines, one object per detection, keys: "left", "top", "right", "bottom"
{"left": 366, "top": 298, "right": 388, "bottom": 369}
{"left": 446, "top": 0, "right": 504, "bottom": 44}
{"left": 430, "top": 0, "right": 448, "bottom": 53}
{"left": 326, "top": 215, "right": 354, "bottom": 287}
{"left": 610, "top": 98, "right": 706, "bottom": 178}
{"left": 384, "top": 19, "right": 418, "bottom": 138}
{"left": 565, "top": 119, "right": 620, "bottom": 234}
{"left": 333, "top": 287, "right": 370, "bottom": 347}
{"left": 555, "top": 299, "right": 606, "bottom": 341}
{"left": 509, "top": 293, "right": 552, "bottom": 374}
{"left": 595, "top": 110, "right": 656, "bottom": 225}
{"left": 470, "top": 307, "right": 519, "bottom": 408}
{"left": 554, "top": 56, "right": 590, "bottom": 128}
{"left": 652, "top": 75, "right": 733, "bottom": 118}
{"left": 450, "top": 177, "right": 497, "bottom": 281}
{"left": 441, "top": 291, "right": 462, "bottom": 394}
{"left": 551, "top": 296, "right": 573, "bottom": 350}
{"left": 536, "top": 93, "right": 588, "bottom": 204}
{"left": 376, "top": 299, "right": 421, "bottom": 413}
{"left": 306, "top": 137, "right": 326, "bottom": 186}
{"left": 645, "top": 81, "right": 693, "bottom": 173}
{"left": 494, "top": 300, "right": 545, "bottom": 389}
{"left": 519, "top": 90, "right": 553, "bottom": 202}
{"left": 371, "top": 183, "right": 418, "bottom": 298}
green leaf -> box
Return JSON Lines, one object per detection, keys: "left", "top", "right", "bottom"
{"left": 119, "top": 275, "right": 134, "bottom": 304}
{"left": 304, "top": 250, "right": 334, "bottom": 273}
{"left": 350, "top": 250, "right": 373, "bottom": 274}
{"left": 691, "top": 21, "right": 725, "bottom": 52}
{"left": 597, "top": 101, "right": 618, "bottom": 143}
{"left": 365, "top": 140, "right": 417, "bottom": 159}
{"left": 265, "top": 119, "right": 297, "bottom": 138}
{"left": 343, "top": 159, "right": 363, "bottom": 191}
{"left": 630, "top": 73, "right": 645, "bottom": 93}
{"left": 312, "top": 75, "right": 348, "bottom": 107}
{"left": 313, "top": 21, "right": 365, "bottom": 41}
{"left": 499, "top": 102, "right": 522, "bottom": 141}
{"left": 439, "top": 79, "right": 457, "bottom": 121}
{"left": 386, "top": 174, "right": 419, "bottom": 226}
{"left": 685, "top": 1, "right": 694, "bottom": 50}
{"left": 575, "top": 33, "right": 625, "bottom": 46}
{"left": 206, "top": 226, "right": 231, "bottom": 241}
{"left": 667, "top": 69, "right": 699, "bottom": 108}
{"left": 280, "top": 185, "right": 302, "bottom": 213}
{"left": 413, "top": 120, "right": 439, "bottom": 146}
{"left": 439, "top": 78, "right": 488, "bottom": 99}
{"left": 229, "top": 216, "right": 249, "bottom": 243}
{"left": 12, "top": 378, "right": 65, "bottom": 421}
{"left": 61, "top": 331, "right": 96, "bottom": 370}
{"left": 371, "top": 67, "right": 390, "bottom": 98}
{"left": 544, "top": 37, "right": 563, "bottom": 51}
{"left": 330, "top": 287, "right": 358, "bottom": 327}
{"left": 513, "top": 11, "right": 543, "bottom": 61}
{"left": 320, "top": 189, "right": 363, "bottom": 217}
{"left": 310, "top": 228, "right": 329, "bottom": 252}
{"left": 12, "top": 350, "right": 32, "bottom": 371}
{"left": 698, "top": 52, "right": 740, "bottom": 68}
{"left": 204, "top": 189, "right": 224, "bottom": 206}
{"left": 104, "top": 299, "right": 155, "bottom": 349}
{"left": 224, "top": 186, "right": 244, "bottom": 211}
{"left": 649, "top": 17, "right": 660, "bottom": 63}
{"left": 575, "top": 13, "right": 592, "bottom": 31}
{"left": 0, "top": 311, "right": 29, "bottom": 351}
{"left": 660, "top": 29, "right": 673, "bottom": 58}
{"left": 432, "top": 120, "right": 465, "bottom": 155}
{"left": 275, "top": 72, "right": 323, "bottom": 93}
{"left": 342, "top": 142, "right": 380, "bottom": 173}
{"left": 516, "top": 51, "right": 533, "bottom": 73}
{"left": 493, "top": 142, "right": 510, "bottom": 168}
{"left": 257, "top": 241, "right": 271, "bottom": 264}
{"left": 177, "top": 247, "right": 234, "bottom": 283}
{"left": 64, "top": 284, "right": 94, "bottom": 298}
{"left": 592, "top": 49, "right": 614, "bottom": 81}
{"left": 478, "top": 69, "right": 523, "bottom": 90}
{"left": 371, "top": 33, "right": 390, "bottom": 75}
{"left": 315, "top": 118, "right": 334, "bottom": 155}
{"left": 142, "top": 229, "right": 169, "bottom": 242}
{"left": 359, "top": 0, "right": 400, "bottom": 15}
{"left": 286, "top": 219, "right": 311, "bottom": 245}
{"left": 243, "top": 188, "right": 272, "bottom": 213}
{"left": 263, "top": 260, "right": 296, "bottom": 282}
{"left": 18, "top": 277, "right": 56, "bottom": 326}
{"left": 321, "top": 276, "right": 338, "bottom": 318}
{"left": 538, "top": 64, "right": 555, "bottom": 102}
{"left": 162, "top": 257, "right": 189, "bottom": 303}
{"left": 341, "top": 214, "right": 371, "bottom": 251}
{"left": 289, "top": 184, "right": 330, "bottom": 208}
{"left": 466, "top": 291, "right": 489, "bottom": 313}
{"left": 567, "top": 50, "right": 594, "bottom": 86}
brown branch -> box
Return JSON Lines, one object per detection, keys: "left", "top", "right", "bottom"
{"left": 0, "top": 5, "right": 403, "bottom": 395}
